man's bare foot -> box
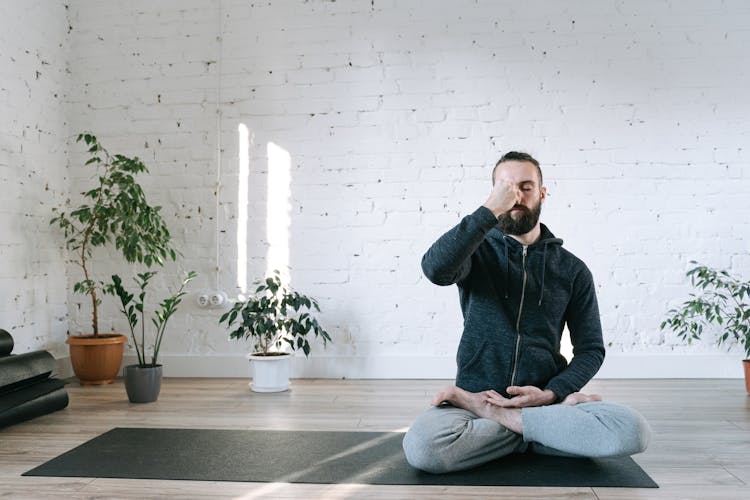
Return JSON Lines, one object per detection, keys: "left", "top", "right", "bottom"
{"left": 431, "top": 386, "right": 523, "bottom": 434}
{"left": 431, "top": 385, "right": 485, "bottom": 413}
{"left": 561, "top": 392, "right": 603, "bottom": 406}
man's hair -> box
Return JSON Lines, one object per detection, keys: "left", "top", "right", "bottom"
{"left": 492, "top": 151, "right": 543, "bottom": 185}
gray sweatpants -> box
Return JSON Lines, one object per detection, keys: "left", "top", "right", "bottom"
{"left": 402, "top": 401, "right": 652, "bottom": 473}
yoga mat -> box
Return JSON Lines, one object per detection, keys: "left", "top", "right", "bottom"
{"left": 24, "top": 428, "right": 657, "bottom": 488}
{"left": 0, "top": 351, "right": 56, "bottom": 394}
{"left": 0, "top": 378, "right": 66, "bottom": 413}
{"left": 0, "top": 329, "right": 13, "bottom": 356}
{"left": 0, "top": 387, "right": 69, "bottom": 429}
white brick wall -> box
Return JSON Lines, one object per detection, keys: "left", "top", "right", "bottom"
{"left": 6, "top": 0, "right": 750, "bottom": 378}
{"left": 0, "top": 1, "right": 70, "bottom": 357}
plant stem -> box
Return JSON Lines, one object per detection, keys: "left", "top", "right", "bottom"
{"left": 141, "top": 296, "right": 146, "bottom": 366}
{"left": 78, "top": 142, "right": 111, "bottom": 337}
{"left": 152, "top": 322, "right": 165, "bottom": 365}
{"left": 80, "top": 221, "right": 98, "bottom": 336}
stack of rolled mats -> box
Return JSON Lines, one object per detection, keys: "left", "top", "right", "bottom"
{"left": 0, "top": 328, "right": 69, "bottom": 429}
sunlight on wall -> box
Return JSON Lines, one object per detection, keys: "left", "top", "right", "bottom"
{"left": 237, "top": 124, "right": 250, "bottom": 295}
{"left": 266, "top": 142, "right": 291, "bottom": 284}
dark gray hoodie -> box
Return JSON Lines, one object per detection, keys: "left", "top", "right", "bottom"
{"left": 422, "top": 206, "right": 605, "bottom": 401}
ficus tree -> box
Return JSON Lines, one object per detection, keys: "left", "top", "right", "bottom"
{"left": 661, "top": 262, "right": 750, "bottom": 359}
{"left": 219, "top": 271, "right": 332, "bottom": 356}
{"left": 51, "top": 133, "right": 176, "bottom": 336}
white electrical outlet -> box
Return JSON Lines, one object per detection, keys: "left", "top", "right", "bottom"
{"left": 209, "top": 291, "right": 227, "bottom": 307}
{"left": 197, "top": 290, "right": 228, "bottom": 308}
{"left": 196, "top": 294, "right": 210, "bottom": 307}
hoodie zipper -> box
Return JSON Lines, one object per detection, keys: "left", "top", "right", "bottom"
{"left": 510, "top": 245, "right": 528, "bottom": 387}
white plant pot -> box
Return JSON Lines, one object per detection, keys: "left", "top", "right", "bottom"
{"left": 247, "top": 353, "right": 291, "bottom": 392}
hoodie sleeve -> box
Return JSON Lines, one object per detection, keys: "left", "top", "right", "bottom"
{"left": 544, "top": 265, "right": 605, "bottom": 400}
{"left": 421, "top": 206, "right": 500, "bottom": 286}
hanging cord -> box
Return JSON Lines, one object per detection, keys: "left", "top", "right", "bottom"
{"left": 214, "top": 0, "right": 223, "bottom": 289}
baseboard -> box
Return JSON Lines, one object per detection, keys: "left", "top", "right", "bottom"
{"left": 76, "top": 352, "right": 744, "bottom": 379}
{"left": 596, "top": 353, "right": 744, "bottom": 378}
{"left": 53, "top": 353, "right": 744, "bottom": 379}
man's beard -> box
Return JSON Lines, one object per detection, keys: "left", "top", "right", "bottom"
{"left": 497, "top": 201, "right": 542, "bottom": 235}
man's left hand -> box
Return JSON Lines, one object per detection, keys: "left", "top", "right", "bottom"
{"left": 484, "top": 386, "right": 556, "bottom": 408}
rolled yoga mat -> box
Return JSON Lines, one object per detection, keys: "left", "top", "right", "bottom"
{"left": 0, "top": 387, "right": 69, "bottom": 429}
{"left": 0, "top": 378, "right": 66, "bottom": 413}
{"left": 0, "top": 329, "right": 13, "bottom": 356}
{"left": 0, "top": 351, "right": 56, "bottom": 394}
{"left": 23, "top": 428, "right": 658, "bottom": 488}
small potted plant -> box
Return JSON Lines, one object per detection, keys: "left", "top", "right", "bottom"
{"left": 219, "top": 271, "right": 332, "bottom": 392}
{"left": 50, "top": 133, "right": 176, "bottom": 384}
{"left": 661, "top": 261, "right": 750, "bottom": 393}
{"left": 108, "top": 270, "right": 196, "bottom": 402}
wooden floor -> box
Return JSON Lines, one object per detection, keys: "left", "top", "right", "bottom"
{"left": 1, "top": 378, "right": 748, "bottom": 499}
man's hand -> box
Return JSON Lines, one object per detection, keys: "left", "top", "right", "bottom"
{"left": 484, "top": 386, "right": 557, "bottom": 408}
{"left": 483, "top": 178, "right": 521, "bottom": 217}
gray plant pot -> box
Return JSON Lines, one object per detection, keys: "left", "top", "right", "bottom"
{"left": 124, "top": 364, "right": 162, "bottom": 403}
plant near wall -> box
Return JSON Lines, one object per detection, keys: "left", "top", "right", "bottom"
{"left": 219, "top": 271, "right": 332, "bottom": 356}
{"left": 661, "top": 261, "right": 750, "bottom": 359}
{"left": 50, "top": 133, "right": 176, "bottom": 336}
{"left": 108, "top": 271, "right": 197, "bottom": 367}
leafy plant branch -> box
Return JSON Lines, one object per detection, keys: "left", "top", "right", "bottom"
{"left": 50, "top": 133, "right": 176, "bottom": 335}
{"left": 219, "top": 271, "right": 332, "bottom": 356}
{"left": 661, "top": 262, "right": 750, "bottom": 358}
{"left": 109, "top": 271, "right": 197, "bottom": 367}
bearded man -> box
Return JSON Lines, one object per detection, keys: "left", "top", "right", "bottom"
{"left": 402, "top": 151, "right": 652, "bottom": 473}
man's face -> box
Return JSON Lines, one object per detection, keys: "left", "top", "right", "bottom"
{"left": 493, "top": 160, "right": 546, "bottom": 236}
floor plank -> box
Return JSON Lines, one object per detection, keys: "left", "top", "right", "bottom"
{"left": 0, "top": 378, "right": 748, "bottom": 499}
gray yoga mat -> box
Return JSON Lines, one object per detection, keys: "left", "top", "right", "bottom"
{"left": 24, "top": 428, "right": 657, "bottom": 487}
{"left": 0, "top": 386, "right": 69, "bottom": 429}
{"left": 0, "top": 351, "right": 56, "bottom": 394}
{"left": 0, "top": 329, "right": 13, "bottom": 356}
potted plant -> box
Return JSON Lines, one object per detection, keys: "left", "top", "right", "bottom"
{"left": 50, "top": 133, "right": 176, "bottom": 384}
{"left": 219, "top": 271, "right": 332, "bottom": 392}
{"left": 108, "top": 270, "right": 196, "bottom": 402}
{"left": 661, "top": 261, "right": 750, "bottom": 393}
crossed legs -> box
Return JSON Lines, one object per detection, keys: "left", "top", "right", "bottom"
{"left": 429, "top": 385, "right": 603, "bottom": 433}
{"left": 403, "top": 385, "right": 651, "bottom": 473}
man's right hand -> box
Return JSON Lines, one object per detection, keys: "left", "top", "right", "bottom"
{"left": 483, "top": 178, "right": 521, "bottom": 217}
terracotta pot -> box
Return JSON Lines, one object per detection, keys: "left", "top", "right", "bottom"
{"left": 744, "top": 359, "right": 750, "bottom": 394}
{"left": 66, "top": 334, "right": 127, "bottom": 385}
